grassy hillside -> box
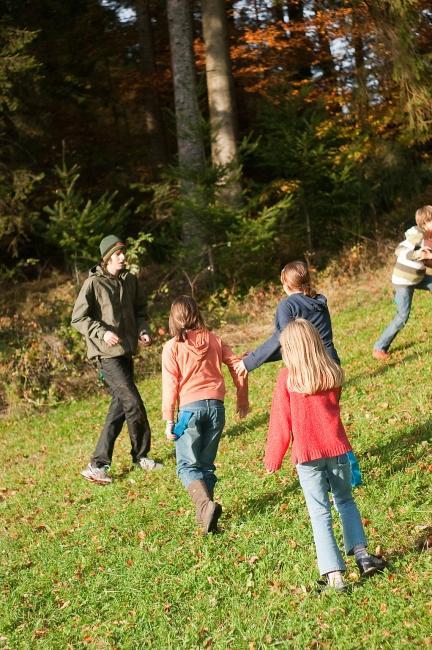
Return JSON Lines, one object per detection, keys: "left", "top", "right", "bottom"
{"left": 1, "top": 273, "right": 431, "bottom": 649}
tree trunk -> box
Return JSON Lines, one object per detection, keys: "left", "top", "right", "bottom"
{"left": 353, "top": 28, "right": 368, "bottom": 124}
{"left": 364, "top": 0, "right": 430, "bottom": 139}
{"left": 135, "top": 0, "right": 167, "bottom": 168}
{"left": 287, "top": 0, "right": 302, "bottom": 22}
{"left": 286, "top": 0, "right": 313, "bottom": 79}
{"left": 167, "top": 0, "right": 206, "bottom": 249}
{"left": 201, "top": 0, "right": 241, "bottom": 203}
{"left": 315, "top": 10, "right": 336, "bottom": 81}
{"left": 272, "top": 0, "right": 285, "bottom": 23}
{"left": 167, "top": 0, "right": 205, "bottom": 174}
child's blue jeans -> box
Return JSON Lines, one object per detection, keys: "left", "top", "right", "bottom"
{"left": 175, "top": 399, "right": 225, "bottom": 493}
{"left": 374, "top": 276, "right": 432, "bottom": 352}
{"left": 296, "top": 454, "right": 367, "bottom": 575}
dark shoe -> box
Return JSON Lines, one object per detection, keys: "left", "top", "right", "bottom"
{"left": 356, "top": 554, "right": 387, "bottom": 578}
{"left": 208, "top": 502, "right": 222, "bottom": 533}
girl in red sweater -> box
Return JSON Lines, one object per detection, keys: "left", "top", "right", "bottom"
{"left": 265, "top": 319, "right": 386, "bottom": 591}
{"left": 162, "top": 296, "right": 248, "bottom": 535}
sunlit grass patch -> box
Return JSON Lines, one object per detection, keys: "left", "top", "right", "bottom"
{"left": 1, "top": 283, "right": 431, "bottom": 648}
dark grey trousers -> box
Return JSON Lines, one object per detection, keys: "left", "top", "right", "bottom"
{"left": 91, "top": 356, "right": 151, "bottom": 467}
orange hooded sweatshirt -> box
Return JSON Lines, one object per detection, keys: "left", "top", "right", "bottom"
{"left": 161, "top": 328, "right": 248, "bottom": 421}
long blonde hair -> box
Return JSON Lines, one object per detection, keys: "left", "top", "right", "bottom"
{"left": 280, "top": 319, "right": 343, "bottom": 394}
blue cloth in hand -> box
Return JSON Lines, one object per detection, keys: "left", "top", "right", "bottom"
{"left": 173, "top": 411, "right": 193, "bottom": 440}
{"left": 347, "top": 450, "right": 362, "bottom": 487}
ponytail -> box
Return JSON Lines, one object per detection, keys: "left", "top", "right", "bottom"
{"left": 280, "top": 261, "right": 316, "bottom": 297}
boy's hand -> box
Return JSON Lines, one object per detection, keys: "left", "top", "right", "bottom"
{"left": 266, "top": 468, "right": 276, "bottom": 474}
{"left": 103, "top": 331, "right": 120, "bottom": 346}
{"left": 139, "top": 333, "right": 152, "bottom": 347}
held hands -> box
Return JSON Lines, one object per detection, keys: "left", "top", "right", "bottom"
{"left": 139, "top": 333, "right": 152, "bottom": 347}
{"left": 103, "top": 331, "right": 120, "bottom": 346}
{"left": 235, "top": 359, "right": 248, "bottom": 377}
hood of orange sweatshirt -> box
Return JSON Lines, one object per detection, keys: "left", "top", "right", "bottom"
{"left": 183, "top": 328, "right": 210, "bottom": 359}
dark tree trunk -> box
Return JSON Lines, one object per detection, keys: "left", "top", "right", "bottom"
{"left": 135, "top": 0, "right": 168, "bottom": 168}
{"left": 167, "top": 0, "right": 206, "bottom": 248}
{"left": 201, "top": 0, "right": 241, "bottom": 203}
{"left": 287, "top": 0, "right": 313, "bottom": 79}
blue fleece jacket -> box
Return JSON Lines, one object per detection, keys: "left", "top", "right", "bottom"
{"left": 243, "top": 292, "right": 340, "bottom": 371}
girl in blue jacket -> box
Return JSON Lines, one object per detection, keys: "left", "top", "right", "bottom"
{"left": 240, "top": 261, "right": 363, "bottom": 489}
{"left": 241, "top": 260, "right": 340, "bottom": 373}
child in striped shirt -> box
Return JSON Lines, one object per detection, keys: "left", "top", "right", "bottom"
{"left": 373, "top": 205, "right": 432, "bottom": 360}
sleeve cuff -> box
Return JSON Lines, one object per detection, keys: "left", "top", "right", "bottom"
{"left": 264, "top": 463, "right": 281, "bottom": 472}
{"left": 243, "top": 355, "right": 254, "bottom": 372}
{"left": 97, "top": 327, "right": 107, "bottom": 339}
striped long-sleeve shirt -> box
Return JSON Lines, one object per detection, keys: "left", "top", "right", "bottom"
{"left": 391, "top": 226, "right": 431, "bottom": 286}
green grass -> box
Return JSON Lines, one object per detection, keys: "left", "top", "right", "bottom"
{"left": 1, "top": 282, "right": 431, "bottom": 649}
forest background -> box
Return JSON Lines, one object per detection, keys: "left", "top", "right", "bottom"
{"left": 1, "top": 0, "right": 432, "bottom": 412}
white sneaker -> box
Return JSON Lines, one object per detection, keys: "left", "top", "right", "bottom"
{"left": 135, "top": 457, "right": 163, "bottom": 471}
{"left": 81, "top": 463, "right": 112, "bottom": 484}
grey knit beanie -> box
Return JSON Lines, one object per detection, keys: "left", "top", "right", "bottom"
{"left": 99, "top": 235, "right": 125, "bottom": 262}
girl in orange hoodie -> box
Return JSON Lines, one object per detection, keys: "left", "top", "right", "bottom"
{"left": 162, "top": 296, "right": 248, "bottom": 534}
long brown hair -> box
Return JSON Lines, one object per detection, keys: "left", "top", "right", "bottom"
{"left": 280, "top": 261, "right": 316, "bottom": 297}
{"left": 280, "top": 319, "right": 343, "bottom": 394}
{"left": 168, "top": 295, "right": 205, "bottom": 341}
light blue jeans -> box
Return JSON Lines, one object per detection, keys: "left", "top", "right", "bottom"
{"left": 374, "top": 276, "right": 432, "bottom": 352}
{"left": 175, "top": 399, "right": 225, "bottom": 493}
{"left": 296, "top": 454, "right": 367, "bottom": 575}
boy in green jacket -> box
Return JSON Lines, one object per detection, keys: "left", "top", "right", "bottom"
{"left": 72, "top": 234, "right": 162, "bottom": 484}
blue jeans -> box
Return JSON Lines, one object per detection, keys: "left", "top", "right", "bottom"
{"left": 374, "top": 276, "right": 432, "bottom": 352}
{"left": 175, "top": 400, "right": 225, "bottom": 492}
{"left": 296, "top": 454, "right": 367, "bottom": 575}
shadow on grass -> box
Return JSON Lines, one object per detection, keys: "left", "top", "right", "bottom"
{"left": 225, "top": 478, "right": 299, "bottom": 523}
{"left": 365, "top": 418, "right": 432, "bottom": 474}
{"left": 344, "top": 349, "right": 419, "bottom": 388}
{"left": 223, "top": 411, "right": 269, "bottom": 438}
{"left": 112, "top": 453, "right": 171, "bottom": 481}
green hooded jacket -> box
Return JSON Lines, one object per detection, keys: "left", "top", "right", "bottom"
{"left": 71, "top": 265, "right": 149, "bottom": 360}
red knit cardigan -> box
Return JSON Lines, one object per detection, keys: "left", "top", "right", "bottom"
{"left": 264, "top": 368, "right": 352, "bottom": 472}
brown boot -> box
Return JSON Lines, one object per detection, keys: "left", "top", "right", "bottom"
{"left": 187, "top": 479, "right": 222, "bottom": 534}
{"left": 194, "top": 484, "right": 214, "bottom": 524}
